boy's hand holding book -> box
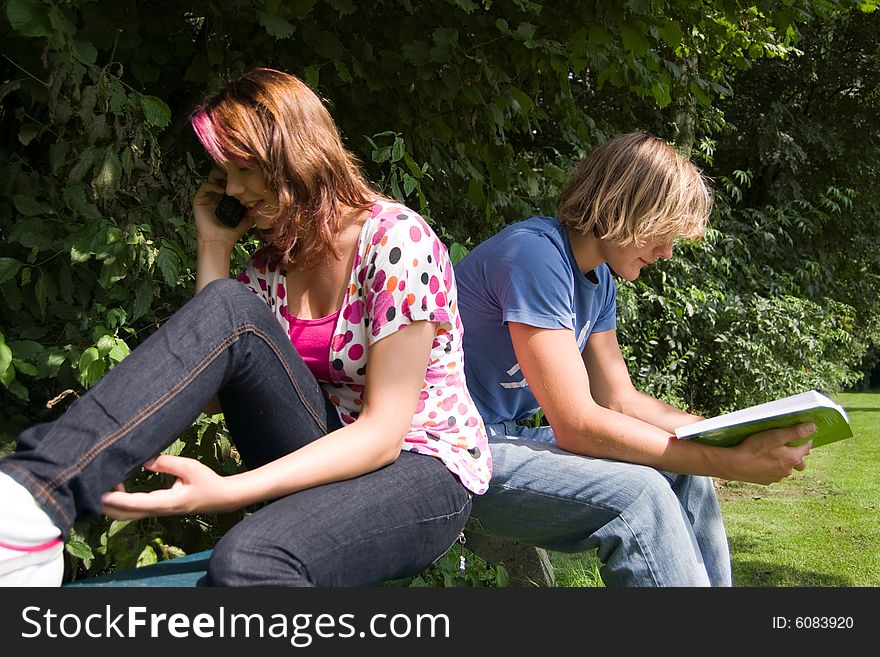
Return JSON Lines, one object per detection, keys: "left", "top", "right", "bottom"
{"left": 722, "top": 422, "right": 816, "bottom": 485}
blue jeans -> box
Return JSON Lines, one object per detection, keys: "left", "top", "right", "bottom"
{"left": 0, "top": 278, "right": 471, "bottom": 586}
{"left": 469, "top": 422, "right": 732, "bottom": 587}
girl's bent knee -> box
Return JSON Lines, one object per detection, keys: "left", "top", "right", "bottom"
{"left": 199, "top": 277, "right": 254, "bottom": 306}
{"left": 207, "top": 531, "right": 312, "bottom": 587}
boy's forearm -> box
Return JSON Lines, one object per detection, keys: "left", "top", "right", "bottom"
{"left": 553, "top": 404, "right": 724, "bottom": 478}
{"left": 609, "top": 388, "right": 702, "bottom": 434}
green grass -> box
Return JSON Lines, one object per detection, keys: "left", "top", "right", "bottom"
{"left": 548, "top": 550, "right": 604, "bottom": 587}
{"left": 719, "top": 390, "right": 880, "bottom": 586}
{"left": 549, "top": 390, "right": 880, "bottom": 587}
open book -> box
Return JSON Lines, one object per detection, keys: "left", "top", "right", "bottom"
{"left": 675, "top": 390, "right": 852, "bottom": 448}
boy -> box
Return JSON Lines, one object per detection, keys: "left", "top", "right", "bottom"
{"left": 455, "top": 132, "right": 814, "bottom": 586}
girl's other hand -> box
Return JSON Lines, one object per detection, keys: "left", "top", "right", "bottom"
{"left": 101, "top": 455, "right": 239, "bottom": 519}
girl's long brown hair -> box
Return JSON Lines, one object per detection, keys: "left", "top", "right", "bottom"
{"left": 191, "top": 68, "right": 376, "bottom": 268}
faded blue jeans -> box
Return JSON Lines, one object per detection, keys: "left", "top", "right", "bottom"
{"left": 0, "top": 278, "right": 471, "bottom": 586}
{"left": 469, "top": 421, "right": 732, "bottom": 587}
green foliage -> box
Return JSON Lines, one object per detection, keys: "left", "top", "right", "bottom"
{"left": 618, "top": 188, "right": 867, "bottom": 415}
{"left": 365, "top": 129, "right": 468, "bottom": 256}
{"left": 401, "top": 543, "right": 509, "bottom": 588}
{"left": 623, "top": 279, "right": 862, "bottom": 415}
{"left": 0, "top": 2, "right": 201, "bottom": 447}
{"left": 710, "top": 8, "right": 880, "bottom": 386}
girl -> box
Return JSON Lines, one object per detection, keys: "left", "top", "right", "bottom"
{"left": 0, "top": 68, "right": 490, "bottom": 587}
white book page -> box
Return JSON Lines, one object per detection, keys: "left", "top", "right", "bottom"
{"left": 675, "top": 390, "right": 844, "bottom": 438}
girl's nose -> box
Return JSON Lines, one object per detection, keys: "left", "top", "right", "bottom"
{"left": 225, "top": 172, "right": 245, "bottom": 196}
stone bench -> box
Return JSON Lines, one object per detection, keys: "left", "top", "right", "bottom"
{"left": 462, "top": 530, "right": 556, "bottom": 587}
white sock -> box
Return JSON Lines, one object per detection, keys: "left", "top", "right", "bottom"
{"left": 0, "top": 472, "right": 64, "bottom": 586}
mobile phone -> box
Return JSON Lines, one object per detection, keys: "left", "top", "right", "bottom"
{"left": 215, "top": 195, "right": 247, "bottom": 227}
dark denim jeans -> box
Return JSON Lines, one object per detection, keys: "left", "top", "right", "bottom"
{"left": 0, "top": 278, "right": 471, "bottom": 586}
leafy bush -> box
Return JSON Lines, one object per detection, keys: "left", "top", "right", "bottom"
{"left": 619, "top": 189, "right": 866, "bottom": 416}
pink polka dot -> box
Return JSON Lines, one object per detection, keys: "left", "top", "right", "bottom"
{"left": 439, "top": 394, "right": 458, "bottom": 411}
{"left": 344, "top": 299, "right": 364, "bottom": 323}
{"left": 410, "top": 225, "right": 422, "bottom": 242}
{"left": 429, "top": 276, "right": 440, "bottom": 294}
{"left": 348, "top": 343, "right": 364, "bottom": 360}
{"left": 331, "top": 331, "right": 354, "bottom": 351}
{"left": 372, "top": 290, "right": 394, "bottom": 328}
{"left": 371, "top": 225, "right": 388, "bottom": 245}
{"left": 277, "top": 283, "right": 286, "bottom": 299}
{"left": 458, "top": 403, "right": 469, "bottom": 414}
{"left": 435, "top": 292, "right": 446, "bottom": 307}
{"left": 398, "top": 280, "right": 406, "bottom": 291}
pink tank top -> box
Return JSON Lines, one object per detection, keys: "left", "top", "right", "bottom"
{"left": 287, "top": 311, "right": 340, "bottom": 382}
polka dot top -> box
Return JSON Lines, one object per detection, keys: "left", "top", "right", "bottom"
{"left": 237, "top": 200, "right": 491, "bottom": 495}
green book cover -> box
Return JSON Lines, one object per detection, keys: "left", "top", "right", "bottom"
{"left": 675, "top": 390, "right": 853, "bottom": 448}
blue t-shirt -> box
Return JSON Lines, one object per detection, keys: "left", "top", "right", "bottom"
{"left": 455, "top": 216, "right": 617, "bottom": 424}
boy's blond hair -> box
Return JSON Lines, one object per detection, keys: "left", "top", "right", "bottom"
{"left": 557, "top": 132, "right": 712, "bottom": 246}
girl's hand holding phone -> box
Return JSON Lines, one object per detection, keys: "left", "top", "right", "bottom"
{"left": 192, "top": 168, "right": 254, "bottom": 248}
{"left": 215, "top": 195, "right": 248, "bottom": 227}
